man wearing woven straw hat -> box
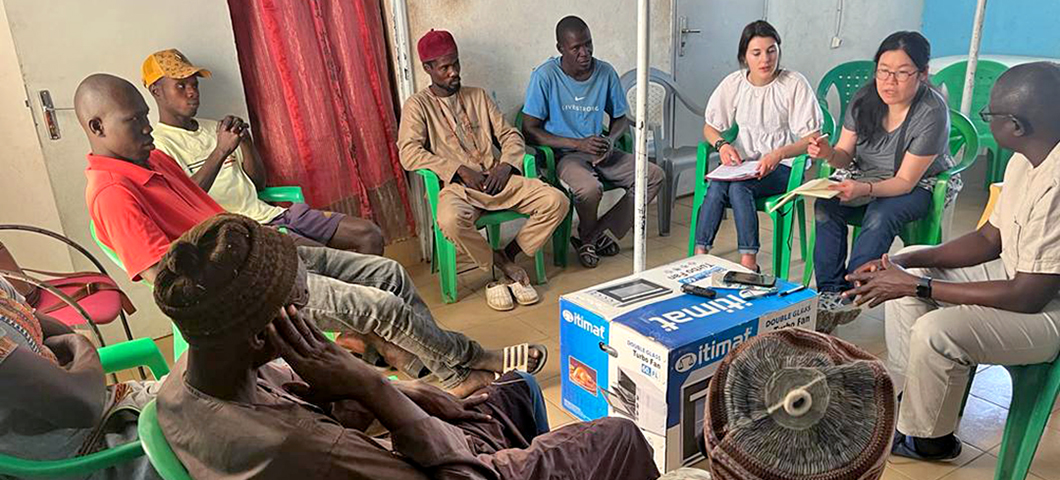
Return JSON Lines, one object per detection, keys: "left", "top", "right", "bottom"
{"left": 398, "top": 30, "right": 569, "bottom": 311}
{"left": 154, "top": 213, "right": 659, "bottom": 479}
{"left": 75, "top": 73, "right": 546, "bottom": 398}
{"left": 846, "top": 62, "right": 1060, "bottom": 460}
{"left": 141, "top": 48, "right": 385, "bottom": 256}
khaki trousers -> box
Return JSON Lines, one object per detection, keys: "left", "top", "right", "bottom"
{"left": 885, "top": 246, "right": 1060, "bottom": 437}
{"left": 436, "top": 175, "right": 569, "bottom": 271}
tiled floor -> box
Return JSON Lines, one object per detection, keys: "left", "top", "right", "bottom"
{"left": 142, "top": 168, "right": 1059, "bottom": 479}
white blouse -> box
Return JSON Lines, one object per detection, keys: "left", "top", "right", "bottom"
{"left": 704, "top": 69, "right": 822, "bottom": 167}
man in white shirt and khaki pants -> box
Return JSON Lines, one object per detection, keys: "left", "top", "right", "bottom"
{"left": 844, "top": 62, "right": 1060, "bottom": 461}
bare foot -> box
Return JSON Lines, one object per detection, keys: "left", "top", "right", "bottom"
{"left": 694, "top": 246, "right": 709, "bottom": 255}
{"left": 493, "top": 250, "right": 530, "bottom": 286}
{"left": 334, "top": 333, "right": 367, "bottom": 355}
{"left": 470, "top": 345, "right": 546, "bottom": 374}
{"left": 336, "top": 331, "right": 422, "bottom": 377}
{"left": 448, "top": 370, "right": 496, "bottom": 398}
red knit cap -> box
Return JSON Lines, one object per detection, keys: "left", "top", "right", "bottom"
{"left": 417, "top": 29, "right": 457, "bottom": 63}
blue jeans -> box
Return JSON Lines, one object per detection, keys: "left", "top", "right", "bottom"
{"left": 694, "top": 165, "right": 791, "bottom": 254}
{"left": 512, "top": 370, "right": 551, "bottom": 435}
{"left": 296, "top": 246, "right": 484, "bottom": 388}
{"left": 813, "top": 188, "right": 933, "bottom": 293}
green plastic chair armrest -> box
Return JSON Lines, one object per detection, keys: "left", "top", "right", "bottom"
{"left": 97, "top": 338, "right": 170, "bottom": 379}
{"left": 258, "top": 186, "right": 305, "bottom": 203}
{"left": 137, "top": 401, "right": 192, "bottom": 480}
{"left": 0, "top": 442, "right": 144, "bottom": 478}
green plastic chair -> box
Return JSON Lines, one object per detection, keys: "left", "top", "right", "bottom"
{"left": 932, "top": 60, "right": 1011, "bottom": 187}
{"left": 817, "top": 60, "right": 877, "bottom": 129}
{"left": 684, "top": 123, "right": 820, "bottom": 281}
{"left": 0, "top": 338, "right": 169, "bottom": 478}
{"left": 801, "top": 109, "right": 979, "bottom": 286}
{"left": 416, "top": 153, "right": 550, "bottom": 304}
{"left": 514, "top": 109, "right": 634, "bottom": 268}
{"left": 90, "top": 186, "right": 307, "bottom": 359}
{"left": 137, "top": 400, "right": 192, "bottom": 480}
{"left": 971, "top": 358, "right": 1060, "bottom": 480}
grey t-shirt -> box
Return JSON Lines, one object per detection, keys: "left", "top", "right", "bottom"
{"left": 841, "top": 85, "right": 955, "bottom": 191}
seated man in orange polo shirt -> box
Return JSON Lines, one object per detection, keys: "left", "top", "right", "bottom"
{"left": 74, "top": 73, "right": 545, "bottom": 397}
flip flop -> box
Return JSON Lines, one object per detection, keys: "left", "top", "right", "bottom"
{"left": 502, "top": 343, "right": 549, "bottom": 376}
{"left": 485, "top": 282, "right": 515, "bottom": 311}
{"left": 891, "top": 432, "right": 963, "bottom": 461}
{"left": 508, "top": 281, "right": 540, "bottom": 306}
{"left": 595, "top": 234, "right": 620, "bottom": 257}
{"left": 570, "top": 237, "right": 599, "bottom": 268}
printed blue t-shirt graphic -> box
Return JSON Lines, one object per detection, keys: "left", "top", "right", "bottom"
{"left": 522, "top": 57, "right": 629, "bottom": 140}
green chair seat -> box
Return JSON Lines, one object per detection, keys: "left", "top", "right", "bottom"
{"left": 0, "top": 339, "right": 169, "bottom": 478}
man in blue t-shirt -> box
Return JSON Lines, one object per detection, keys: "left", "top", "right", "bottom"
{"left": 522, "top": 16, "right": 664, "bottom": 269}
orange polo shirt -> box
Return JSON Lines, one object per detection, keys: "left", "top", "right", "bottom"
{"left": 85, "top": 149, "right": 222, "bottom": 281}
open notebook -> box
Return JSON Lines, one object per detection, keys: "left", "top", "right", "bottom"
{"left": 766, "top": 178, "right": 841, "bottom": 213}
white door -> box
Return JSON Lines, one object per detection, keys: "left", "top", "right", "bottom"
{"left": 672, "top": 0, "right": 768, "bottom": 151}
{"left": 2, "top": 0, "right": 248, "bottom": 340}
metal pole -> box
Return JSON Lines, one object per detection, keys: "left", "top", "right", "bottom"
{"left": 961, "top": 0, "right": 988, "bottom": 115}
{"left": 633, "top": 0, "right": 650, "bottom": 273}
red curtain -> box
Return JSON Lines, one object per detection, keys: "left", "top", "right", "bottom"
{"left": 228, "top": 0, "right": 414, "bottom": 242}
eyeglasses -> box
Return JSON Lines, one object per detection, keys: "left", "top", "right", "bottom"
{"left": 979, "top": 106, "right": 1019, "bottom": 124}
{"left": 875, "top": 69, "right": 919, "bottom": 82}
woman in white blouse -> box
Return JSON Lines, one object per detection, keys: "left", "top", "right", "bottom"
{"left": 694, "top": 20, "right": 822, "bottom": 272}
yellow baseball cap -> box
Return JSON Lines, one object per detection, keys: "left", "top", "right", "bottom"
{"left": 141, "top": 49, "right": 212, "bottom": 87}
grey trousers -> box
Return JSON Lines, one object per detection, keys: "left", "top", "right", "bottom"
{"left": 296, "top": 246, "right": 484, "bottom": 388}
{"left": 556, "top": 149, "right": 665, "bottom": 242}
{"left": 885, "top": 246, "right": 1060, "bottom": 437}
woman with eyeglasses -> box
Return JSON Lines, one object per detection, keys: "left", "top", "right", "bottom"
{"left": 807, "top": 31, "right": 959, "bottom": 331}
{"left": 694, "top": 20, "right": 822, "bottom": 273}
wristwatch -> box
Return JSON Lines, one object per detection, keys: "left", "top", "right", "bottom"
{"left": 916, "top": 276, "right": 933, "bottom": 299}
{"left": 713, "top": 138, "right": 729, "bottom": 151}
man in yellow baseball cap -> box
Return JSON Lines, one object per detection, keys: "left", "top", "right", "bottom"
{"left": 140, "top": 48, "right": 385, "bottom": 256}
{"left": 141, "top": 48, "right": 211, "bottom": 88}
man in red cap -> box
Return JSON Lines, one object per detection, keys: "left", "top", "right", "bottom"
{"left": 398, "top": 30, "right": 569, "bottom": 312}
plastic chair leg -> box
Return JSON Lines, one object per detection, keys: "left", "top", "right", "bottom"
{"left": 553, "top": 197, "right": 573, "bottom": 267}
{"left": 995, "top": 363, "right": 1060, "bottom": 480}
{"left": 796, "top": 198, "right": 808, "bottom": 263}
{"left": 958, "top": 369, "right": 977, "bottom": 417}
{"left": 803, "top": 212, "right": 817, "bottom": 287}
{"left": 771, "top": 208, "right": 795, "bottom": 281}
{"left": 436, "top": 231, "right": 459, "bottom": 304}
{"left": 486, "top": 224, "right": 502, "bottom": 250}
{"left": 533, "top": 249, "right": 547, "bottom": 285}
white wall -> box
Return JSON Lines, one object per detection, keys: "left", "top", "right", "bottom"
{"left": 766, "top": 0, "right": 925, "bottom": 110}
{"left": 405, "top": 0, "right": 674, "bottom": 118}
{"left": 0, "top": 0, "right": 249, "bottom": 342}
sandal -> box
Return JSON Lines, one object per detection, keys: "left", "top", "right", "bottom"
{"left": 502, "top": 343, "right": 549, "bottom": 376}
{"left": 570, "top": 237, "right": 599, "bottom": 268}
{"left": 891, "top": 432, "right": 963, "bottom": 461}
{"left": 595, "top": 234, "right": 620, "bottom": 256}
{"left": 485, "top": 282, "right": 515, "bottom": 311}
{"left": 508, "top": 281, "right": 540, "bottom": 306}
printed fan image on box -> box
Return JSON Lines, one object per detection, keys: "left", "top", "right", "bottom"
{"left": 559, "top": 255, "right": 818, "bottom": 471}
